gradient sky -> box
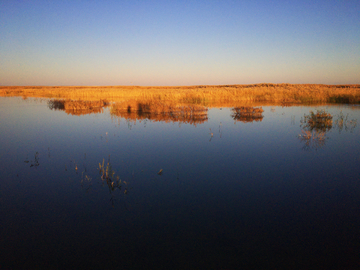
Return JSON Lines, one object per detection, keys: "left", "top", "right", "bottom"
{"left": 1, "top": 0, "right": 359, "bottom": 86}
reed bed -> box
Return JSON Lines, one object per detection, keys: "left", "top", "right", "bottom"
{"left": 48, "top": 99, "right": 109, "bottom": 115}
{"left": 1, "top": 84, "right": 360, "bottom": 104}
{"left": 110, "top": 100, "right": 208, "bottom": 126}
{"left": 231, "top": 106, "right": 264, "bottom": 122}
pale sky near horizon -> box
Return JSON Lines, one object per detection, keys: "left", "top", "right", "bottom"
{"left": 1, "top": 0, "right": 359, "bottom": 86}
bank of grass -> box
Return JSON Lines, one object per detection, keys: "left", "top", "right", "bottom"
{"left": 110, "top": 99, "right": 208, "bottom": 126}
{"left": 1, "top": 83, "right": 359, "bottom": 104}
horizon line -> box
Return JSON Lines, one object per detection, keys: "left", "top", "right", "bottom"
{"left": 1, "top": 83, "right": 360, "bottom": 88}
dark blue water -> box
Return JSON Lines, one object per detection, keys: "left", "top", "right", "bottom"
{"left": 1, "top": 97, "right": 359, "bottom": 269}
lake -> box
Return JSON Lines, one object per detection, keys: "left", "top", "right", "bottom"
{"left": 1, "top": 97, "right": 359, "bottom": 269}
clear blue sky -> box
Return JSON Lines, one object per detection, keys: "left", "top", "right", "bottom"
{"left": 1, "top": 0, "right": 359, "bottom": 86}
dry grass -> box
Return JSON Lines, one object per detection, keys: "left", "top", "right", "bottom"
{"left": 299, "top": 109, "right": 332, "bottom": 150}
{"left": 1, "top": 83, "right": 360, "bottom": 105}
{"left": 300, "top": 109, "right": 333, "bottom": 132}
{"left": 48, "top": 99, "right": 109, "bottom": 115}
{"left": 299, "top": 109, "right": 358, "bottom": 150}
{"left": 231, "top": 107, "right": 264, "bottom": 123}
{"left": 110, "top": 100, "right": 208, "bottom": 126}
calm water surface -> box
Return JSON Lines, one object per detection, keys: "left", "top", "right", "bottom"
{"left": 1, "top": 97, "right": 359, "bottom": 269}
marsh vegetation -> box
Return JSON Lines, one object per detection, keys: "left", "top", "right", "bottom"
{"left": 48, "top": 99, "right": 109, "bottom": 115}
{"left": 300, "top": 109, "right": 333, "bottom": 132}
{"left": 231, "top": 106, "right": 264, "bottom": 122}
{"left": 299, "top": 109, "right": 357, "bottom": 150}
{"left": 110, "top": 100, "right": 208, "bottom": 125}
{"left": 2, "top": 83, "right": 360, "bottom": 105}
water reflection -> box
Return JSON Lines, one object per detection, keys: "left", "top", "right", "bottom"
{"left": 231, "top": 106, "right": 264, "bottom": 122}
{"left": 298, "top": 130, "right": 327, "bottom": 150}
{"left": 48, "top": 99, "right": 109, "bottom": 115}
{"left": 333, "top": 111, "right": 357, "bottom": 133}
{"left": 110, "top": 100, "right": 208, "bottom": 126}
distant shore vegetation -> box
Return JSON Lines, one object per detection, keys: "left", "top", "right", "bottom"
{"left": 1, "top": 84, "right": 359, "bottom": 105}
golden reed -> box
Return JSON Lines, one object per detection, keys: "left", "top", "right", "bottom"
{"left": 1, "top": 83, "right": 359, "bottom": 104}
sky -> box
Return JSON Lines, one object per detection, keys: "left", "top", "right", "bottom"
{"left": 1, "top": 0, "right": 359, "bottom": 86}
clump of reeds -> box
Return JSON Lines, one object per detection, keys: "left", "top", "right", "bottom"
{"left": 298, "top": 109, "right": 333, "bottom": 150}
{"left": 231, "top": 106, "right": 264, "bottom": 122}
{"left": 98, "top": 158, "right": 125, "bottom": 192}
{"left": 301, "top": 109, "right": 333, "bottom": 132}
{"left": 98, "top": 158, "right": 129, "bottom": 207}
{"left": 110, "top": 100, "right": 208, "bottom": 126}
{"left": 299, "top": 109, "right": 359, "bottom": 150}
{"left": 48, "top": 99, "right": 109, "bottom": 115}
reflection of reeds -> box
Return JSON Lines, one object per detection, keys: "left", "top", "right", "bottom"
{"left": 231, "top": 106, "right": 264, "bottom": 123}
{"left": 110, "top": 100, "right": 208, "bottom": 126}
{"left": 48, "top": 99, "right": 65, "bottom": 110}
{"left": 334, "top": 111, "right": 357, "bottom": 133}
{"left": 299, "top": 130, "right": 327, "bottom": 151}
{"left": 48, "top": 99, "right": 109, "bottom": 115}
{"left": 2, "top": 84, "right": 360, "bottom": 104}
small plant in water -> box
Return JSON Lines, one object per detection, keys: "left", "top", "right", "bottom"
{"left": 30, "top": 152, "right": 40, "bottom": 168}
{"left": 299, "top": 109, "right": 332, "bottom": 150}
{"left": 81, "top": 173, "right": 92, "bottom": 192}
{"left": 333, "top": 111, "right": 357, "bottom": 133}
{"left": 99, "top": 158, "right": 114, "bottom": 180}
{"left": 98, "top": 158, "right": 124, "bottom": 193}
{"left": 300, "top": 109, "right": 332, "bottom": 132}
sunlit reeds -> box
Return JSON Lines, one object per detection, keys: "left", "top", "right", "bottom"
{"left": 300, "top": 109, "right": 333, "bottom": 132}
{"left": 48, "top": 99, "right": 109, "bottom": 115}
{"left": 299, "top": 109, "right": 358, "bottom": 150}
{"left": 98, "top": 158, "right": 128, "bottom": 198}
{"left": 2, "top": 83, "right": 360, "bottom": 104}
{"left": 298, "top": 109, "right": 333, "bottom": 150}
{"left": 110, "top": 99, "right": 208, "bottom": 126}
